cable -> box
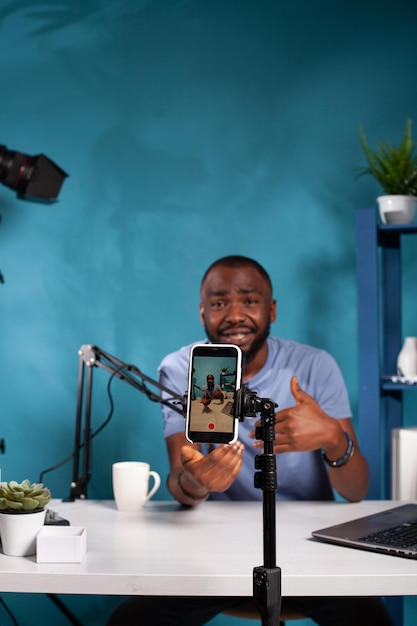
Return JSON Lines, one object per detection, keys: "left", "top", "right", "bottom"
{"left": 38, "top": 364, "right": 124, "bottom": 484}
{"left": 0, "top": 596, "right": 19, "bottom": 626}
{"left": 83, "top": 364, "right": 120, "bottom": 438}
{"left": 47, "top": 595, "right": 83, "bottom": 625}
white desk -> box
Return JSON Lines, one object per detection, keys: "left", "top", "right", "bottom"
{"left": 0, "top": 499, "right": 416, "bottom": 597}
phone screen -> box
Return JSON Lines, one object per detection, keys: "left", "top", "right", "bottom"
{"left": 185, "top": 344, "right": 242, "bottom": 444}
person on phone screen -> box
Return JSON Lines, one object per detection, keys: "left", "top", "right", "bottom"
{"left": 201, "top": 374, "right": 224, "bottom": 406}
{"left": 107, "top": 255, "right": 394, "bottom": 626}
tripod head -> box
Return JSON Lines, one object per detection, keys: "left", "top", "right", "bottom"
{"left": 234, "top": 388, "right": 277, "bottom": 421}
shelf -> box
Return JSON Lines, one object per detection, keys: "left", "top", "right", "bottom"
{"left": 378, "top": 223, "right": 417, "bottom": 234}
{"left": 220, "top": 372, "right": 236, "bottom": 391}
{"left": 356, "top": 209, "right": 415, "bottom": 626}
{"left": 381, "top": 381, "right": 417, "bottom": 392}
{"left": 357, "top": 208, "right": 417, "bottom": 502}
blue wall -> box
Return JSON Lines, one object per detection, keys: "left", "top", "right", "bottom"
{"left": 1, "top": 1, "right": 417, "bottom": 624}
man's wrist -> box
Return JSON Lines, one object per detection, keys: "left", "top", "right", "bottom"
{"left": 322, "top": 431, "right": 354, "bottom": 468}
{"left": 177, "top": 470, "right": 209, "bottom": 502}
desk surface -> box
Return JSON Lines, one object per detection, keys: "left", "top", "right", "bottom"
{"left": 0, "top": 499, "right": 416, "bottom": 597}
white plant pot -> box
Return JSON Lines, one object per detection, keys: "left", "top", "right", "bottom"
{"left": 377, "top": 195, "right": 417, "bottom": 224}
{"left": 0, "top": 509, "right": 46, "bottom": 556}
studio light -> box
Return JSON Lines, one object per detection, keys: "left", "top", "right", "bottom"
{"left": 0, "top": 144, "right": 68, "bottom": 202}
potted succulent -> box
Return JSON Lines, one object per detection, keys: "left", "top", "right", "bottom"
{"left": 0, "top": 479, "right": 51, "bottom": 556}
{"left": 357, "top": 118, "right": 417, "bottom": 224}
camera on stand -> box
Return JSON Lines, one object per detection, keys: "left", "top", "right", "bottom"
{"left": 0, "top": 144, "right": 67, "bottom": 202}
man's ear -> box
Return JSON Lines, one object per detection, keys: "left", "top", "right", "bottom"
{"left": 199, "top": 302, "right": 205, "bottom": 326}
{"left": 270, "top": 299, "right": 277, "bottom": 324}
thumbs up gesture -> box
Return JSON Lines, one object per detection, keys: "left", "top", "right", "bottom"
{"left": 290, "top": 375, "right": 310, "bottom": 403}
{"left": 251, "top": 375, "right": 339, "bottom": 454}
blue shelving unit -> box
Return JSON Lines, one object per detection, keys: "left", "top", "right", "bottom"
{"left": 356, "top": 208, "right": 417, "bottom": 498}
{"left": 356, "top": 208, "right": 417, "bottom": 626}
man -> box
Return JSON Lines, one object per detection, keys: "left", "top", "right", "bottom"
{"left": 201, "top": 373, "right": 224, "bottom": 406}
{"left": 107, "top": 255, "right": 393, "bottom": 626}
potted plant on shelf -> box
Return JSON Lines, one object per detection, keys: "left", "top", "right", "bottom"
{"left": 357, "top": 118, "right": 417, "bottom": 224}
{"left": 0, "top": 479, "right": 51, "bottom": 556}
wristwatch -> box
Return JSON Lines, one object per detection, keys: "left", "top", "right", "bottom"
{"left": 321, "top": 431, "right": 354, "bottom": 468}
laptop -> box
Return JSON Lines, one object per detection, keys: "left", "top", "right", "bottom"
{"left": 311, "top": 503, "right": 417, "bottom": 559}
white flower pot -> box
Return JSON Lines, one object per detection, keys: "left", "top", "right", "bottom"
{"left": 377, "top": 195, "right": 417, "bottom": 224}
{"left": 0, "top": 509, "right": 46, "bottom": 556}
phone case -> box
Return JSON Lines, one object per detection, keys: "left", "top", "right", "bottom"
{"left": 185, "top": 344, "right": 242, "bottom": 444}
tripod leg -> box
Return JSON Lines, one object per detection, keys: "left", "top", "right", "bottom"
{"left": 253, "top": 566, "right": 282, "bottom": 626}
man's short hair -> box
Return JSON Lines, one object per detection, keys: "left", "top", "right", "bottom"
{"left": 201, "top": 255, "right": 272, "bottom": 292}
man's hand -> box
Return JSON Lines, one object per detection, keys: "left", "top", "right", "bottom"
{"left": 247, "top": 375, "right": 369, "bottom": 502}
{"left": 250, "top": 375, "right": 341, "bottom": 454}
{"left": 180, "top": 441, "right": 245, "bottom": 492}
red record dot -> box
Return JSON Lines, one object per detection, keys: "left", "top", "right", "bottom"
{"left": 208, "top": 423, "right": 215, "bottom": 430}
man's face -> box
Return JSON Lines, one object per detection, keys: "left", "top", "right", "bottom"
{"left": 199, "top": 265, "right": 276, "bottom": 363}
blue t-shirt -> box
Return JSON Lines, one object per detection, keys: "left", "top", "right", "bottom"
{"left": 158, "top": 337, "right": 352, "bottom": 502}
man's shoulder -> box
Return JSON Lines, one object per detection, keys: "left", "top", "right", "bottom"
{"left": 268, "top": 337, "right": 339, "bottom": 376}
{"left": 267, "top": 336, "right": 336, "bottom": 370}
{"left": 268, "top": 336, "right": 327, "bottom": 357}
{"left": 158, "top": 340, "right": 207, "bottom": 372}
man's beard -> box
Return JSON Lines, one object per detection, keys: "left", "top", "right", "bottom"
{"left": 204, "top": 324, "right": 270, "bottom": 364}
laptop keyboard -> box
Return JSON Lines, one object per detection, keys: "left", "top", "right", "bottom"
{"left": 359, "top": 521, "right": 417, "bottom": 548}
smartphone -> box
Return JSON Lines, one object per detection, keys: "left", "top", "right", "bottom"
{"left": 185, "top": 343, "right": 242, "bottom": 444}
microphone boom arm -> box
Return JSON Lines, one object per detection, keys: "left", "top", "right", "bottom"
{"left": 66, "top": 344, "right": 185, "bottom": 502}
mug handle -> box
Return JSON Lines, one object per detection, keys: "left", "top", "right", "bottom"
{"left": 144, "top": 470, "right": 161, "bottom": 503}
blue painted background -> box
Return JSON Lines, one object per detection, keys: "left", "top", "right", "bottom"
{"left": 1, "top": 1, "right": 417, "bottom": 624}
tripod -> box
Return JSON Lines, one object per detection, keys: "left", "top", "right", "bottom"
{"left": 235, "top": 390, "right": 282, "bottom": 626}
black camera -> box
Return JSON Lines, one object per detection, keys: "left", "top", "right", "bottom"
{"left": 0, "top": 144, "right": 68, "bottom": 202}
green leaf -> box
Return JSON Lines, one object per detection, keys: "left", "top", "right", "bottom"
{"left": 21, "top": 498, "right": 42, "bottom": 511}
{"left": 357, "top": 119, "right": 417, "bottom": 195}
{"left": 0, "top": 479, "right": 51, "bottom": 511}
{"left": 0, "top": 498, "right": 23, "bottom": 510}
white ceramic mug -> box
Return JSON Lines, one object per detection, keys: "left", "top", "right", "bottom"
{"left": 112, "top": 461, "right": 161, "bottom": 512}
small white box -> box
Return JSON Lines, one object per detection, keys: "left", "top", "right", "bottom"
{"left": 36, "top": 526, "right": 87, "bottom": 563}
